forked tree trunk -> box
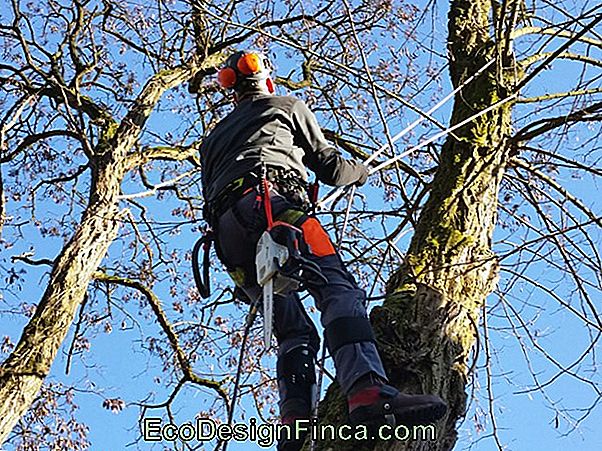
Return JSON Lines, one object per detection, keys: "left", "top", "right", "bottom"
{"left": 0, "top": 153, "right": 126, "bottom": 443}
{"left": 316, "top": 1, "right": 513, "bottom": 449}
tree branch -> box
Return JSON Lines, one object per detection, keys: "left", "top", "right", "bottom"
{"left": 93, "top": 272, "right": 229, "bottom": 405}
{"left": 513, "top": 100, "right": 602, "bottom": 142}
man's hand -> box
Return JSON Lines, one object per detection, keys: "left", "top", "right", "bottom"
{"left": 354, "top": 164, "right": 369, "bottom": 186}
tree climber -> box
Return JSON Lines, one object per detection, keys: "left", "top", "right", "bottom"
{"left": 199, "top": 50, "right": 447, "bottom": 450}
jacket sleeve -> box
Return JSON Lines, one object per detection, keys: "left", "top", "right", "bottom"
{"left": 291, "top": 99, "right": 367, "bottom": 187}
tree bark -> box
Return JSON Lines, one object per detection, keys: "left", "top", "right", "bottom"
{"left": 0, "top": 152, "right": 125, "bottom": 443}
{"left": 316, "top": 1, "right": 513, "bottom": 449}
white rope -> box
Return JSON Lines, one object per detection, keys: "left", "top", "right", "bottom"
{"left": 364, "top": 58, "right": 495, "bottom": 166}
{"left": 369, "top": 92, "right": 518, "bottom": 174}
{"left": 319, "top": 90, "right": 517, "bottom": 209}
{"left": 318, "top": 57, "right": 497, "bottom": 209}
{"left": 319, "top": 7, "right": 601, "bottom": 207}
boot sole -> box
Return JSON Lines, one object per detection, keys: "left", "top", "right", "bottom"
{"left": 393, "top": 401, "right": 447, "bottom": 425}
{"left": 349, "top": 401, "right": 447, "bottom": 427}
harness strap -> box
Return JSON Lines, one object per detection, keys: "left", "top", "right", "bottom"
{"left": 207, "top": 166, "right": 313, "bottom": 228}
{"left": 262, "top": 175, "right": 274, "bottom": 230}
{"left": 206, "top": 174, "right": 260, "bottom": 225}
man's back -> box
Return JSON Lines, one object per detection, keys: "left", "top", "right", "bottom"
{"left": 200, "top": 94, "right": 367, "bottom": 203}
{"left": 201, "top": 94, "right": 308, "bottom": 202}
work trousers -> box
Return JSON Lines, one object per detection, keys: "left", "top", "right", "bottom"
{"left": 214, "top": 188, "right": 387, "bottom": 405}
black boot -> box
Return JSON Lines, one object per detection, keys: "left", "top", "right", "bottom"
{"left": 347, "top": 374, "right": 447, "bottom": 427}
{"left": 276, "top": 344, "right": 317, "bottom": 451}
{"left": 349, "top": 385, "right": 447, "bottom": 426}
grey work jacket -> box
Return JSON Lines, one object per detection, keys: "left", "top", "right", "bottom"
{"left": 200, "top": 94, "right": 365, "bottom": 202}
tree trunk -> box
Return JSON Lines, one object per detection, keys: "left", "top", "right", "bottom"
{"left": 0, "top": 166, "right": 4, "bottom": 238}
{"left": 316, "top": 1, "right": 513, "bottom": 449}
{"left": 0, "top": 153, "right": 125, "bottom": 443}
{"left": 0, "top": 56, "right": 209, "bottom": 444}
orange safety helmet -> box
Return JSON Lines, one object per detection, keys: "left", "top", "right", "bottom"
{"left": 217, "top": 51, "right": 273, "bottom": 92}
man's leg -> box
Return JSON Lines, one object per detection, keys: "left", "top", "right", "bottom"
{"left": 288, "top": 213, "right": 387, "bottom": 392}
{"left": 293, "top": 214, "right": 447, "bottom": 426}
{"left": 215, "top": 194, "right": 319, "bottom": 450}
{"left": 264, "top": 195, "right": 384, "bottom": 393}
{"left": 273, "top": 291, "right": 319, "bottom": 421}
{"left": 272, "top": 292, "right": 319, "bottom": 451}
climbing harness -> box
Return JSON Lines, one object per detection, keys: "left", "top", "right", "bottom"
{"left": 193, "top": 167, "right": 326, "bottom": 309}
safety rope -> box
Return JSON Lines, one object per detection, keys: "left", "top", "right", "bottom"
{"left": 363, "top": 58, "right": 495, "bottom": 166}
{"left": 309, "top": 184, "right": 356, "bottom": 451}
{"left": 368, "top": 93, "right": 518, "bottom": 175}
{"left": 319, "top": 9, "right": 602, "bottom": 209}
{"left": 318, "top": 56, "right": 498, "bottom": 209}
{"left": 222, "top": 303, "right": 259, "bottom": 451}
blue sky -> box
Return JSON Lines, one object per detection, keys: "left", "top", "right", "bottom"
{"left": 1, "top": 0, "right": 601, "bottom": 450}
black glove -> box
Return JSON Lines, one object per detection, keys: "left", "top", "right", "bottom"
{"left": 354, "top": 163, "right": 369, "bottom": 186}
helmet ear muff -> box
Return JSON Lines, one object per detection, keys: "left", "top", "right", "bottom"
{"left": 217, "top": 67, "right": 237, "bottom": 89}
{"left": 237, "top": 53, "right": 263, "bottom": 75}
{"left": 218, "top": 51, "right": 271, "bottom": 91}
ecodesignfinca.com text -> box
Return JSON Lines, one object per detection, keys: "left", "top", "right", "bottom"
{"left": 143, "top": 417, "right": 437, "bottom": 446}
